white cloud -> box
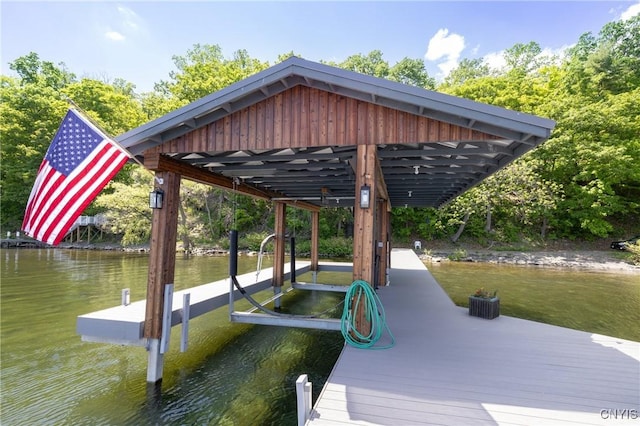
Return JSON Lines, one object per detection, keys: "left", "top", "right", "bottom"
{"left": 117, "top": 5, "right": 141, "bottom": 31}
{"left": 483, "top": 50, "right": 506, "bottom": 71}
{"left": 102, "top": 5, "right": 146, "bottom": 43}
{"left": 621, "top": 1, "right": 640, "bottom": 20}
{"left": 425, "top": 28, "right": 465, "bottom": 76}
{"left": 105, "top": 30, "right": 125, "bottom": 42}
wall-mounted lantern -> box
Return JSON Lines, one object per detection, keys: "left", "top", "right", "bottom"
{"left": 149, "top": 188, "right": 164, "bottom": 209}
{"left": 360, "top": 184, "right": 371, "bottom": 209}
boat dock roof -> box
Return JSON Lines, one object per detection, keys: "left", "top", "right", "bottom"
{"left": 308, "top": 249, "right": 639, "bottom": 425}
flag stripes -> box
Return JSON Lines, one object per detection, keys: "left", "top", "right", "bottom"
{"left": 22, "top": 109, "right": 130, "bottom": 245}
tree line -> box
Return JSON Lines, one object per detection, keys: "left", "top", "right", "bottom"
{"left": 1, "top": 16, "right": 638, "bottom": 251}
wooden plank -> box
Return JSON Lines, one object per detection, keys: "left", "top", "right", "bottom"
{"left": 356, "top": 100, "right": 367, "bottom": 145}
{"left": 288, "top": 86, "right": 298, "bottom": 149}
{"left": 385, "top": 108, "right": 396, "bottom": 143}
{"left": 376, "top": 104, "right": 385, "bottom": 144}
{"left": 417, "top": 116, "right": 428, "bottom": 142}
{"left": 309, "top": 88, "right": 319, "bottom": 147}
{"left": 254, "top": 102, "right": 263, "bottom": 150}
{"left": 326, "top": 92, "right": 336, "bottom": 144}
{"left": 346, "top": 97, "right": 358, "bottom": 143}
{"left": 239, "top": 107, "right": 250, "bottom": 151}
{"left": 264, "top": 96, "right": 273, "bottom": 149}
{"left": 335, "top": 95, "right": 346, "bottom": 145}
{"left": 300, "top": 85, "right": 309, "bottom": 147}
{"left": 274, "top": 93, "right": 284, "bottom": 148}
{"left": 318, "top": 89, "right": 328, "bottom": 147}
{"left": 223, "top": 115, "right": 232, "bottom": 152}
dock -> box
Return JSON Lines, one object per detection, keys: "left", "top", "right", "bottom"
{"left": 76, "top": 260, "right": 352, "bottom": 346}
{"left": 77, "top": 261, "right": 310, "bottom": 345}
{"left": 306, "top": 249, "right": 640, "bottom": 425}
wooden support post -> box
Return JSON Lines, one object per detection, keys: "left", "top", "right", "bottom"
{"left": 273, "top": 201, "right": 286, "bottom": 309}
{"left": 352, "top": 144, "right": 377, "bottom": 336}
{"left": 144, "top": 171, "right": 180, "bottom": 383}
{"left": 311, "top": 210, "right": 319, "bottom": 274}
{"left": 377, "top": 198, "right": 390, "bottom": 288}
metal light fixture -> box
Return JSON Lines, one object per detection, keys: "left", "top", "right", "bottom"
{"left": 360, "top": 184, "right": 371, "bottom": 209}
{"left": 149, "top": 188, "right": 164, "bottom": 209}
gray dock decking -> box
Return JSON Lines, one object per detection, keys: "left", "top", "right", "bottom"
{"left": 309, "top": 249, "right": 640, "bottom": 425}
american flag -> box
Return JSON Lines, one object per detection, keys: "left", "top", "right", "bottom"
{"left": 22, "top": 109, "right": 130, "bottom": 245}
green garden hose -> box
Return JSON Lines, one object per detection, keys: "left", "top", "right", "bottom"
{"left": 341, "top": 280, "right": 395, "bottom": 349}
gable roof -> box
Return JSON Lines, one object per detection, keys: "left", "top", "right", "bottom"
{"left": 117, "top": 57, "right": 555, "bottom": 207}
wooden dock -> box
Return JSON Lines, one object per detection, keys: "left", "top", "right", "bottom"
{"left": 308, "top": 249, "right": 640, "bottom": 425}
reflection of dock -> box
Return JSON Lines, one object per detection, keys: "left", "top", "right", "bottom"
{"left": 304, "top": 249, "right": 640, "bottom": 425}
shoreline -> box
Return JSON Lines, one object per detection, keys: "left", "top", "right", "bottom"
{"left": 5, "top": 239, "right": 638, "bottom": 273}
{"left": 420, "top": 249, "right": 640, "bottom": 273}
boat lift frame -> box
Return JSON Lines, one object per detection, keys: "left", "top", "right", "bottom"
{"left": 228, "top": 229, "right": 345, "bottom": 331}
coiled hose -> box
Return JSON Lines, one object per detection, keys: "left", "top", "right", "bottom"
{"left": 341, "top": 280, "right": 395, "bottom": 349}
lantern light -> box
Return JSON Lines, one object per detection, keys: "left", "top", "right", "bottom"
{"left": 149, "top": 189, "right": 164, "bottom": 209}
{"left": 360, "top": 184, "right": 370, "bottom": 209}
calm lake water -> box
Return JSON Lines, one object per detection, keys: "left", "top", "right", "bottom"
{"left": 2, "top": 249, "right": 638, "bottom": 425}
{"left": 427, "top": 261, "right": 640, "bottom": 342}
{"left": 0, "top": 249, "right": 345, "bottom": 425}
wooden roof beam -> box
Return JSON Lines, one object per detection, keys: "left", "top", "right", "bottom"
{"left": 143, "top": 153, "right": 320, "bottom": 211}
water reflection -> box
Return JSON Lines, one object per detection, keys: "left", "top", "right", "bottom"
{"left": 1, "top": 249, "right": 344, "bottom": 425}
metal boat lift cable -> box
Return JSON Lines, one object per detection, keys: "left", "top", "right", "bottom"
{"left": 229, "top": 229, "right": 343, "bottom": 319}
{"left": 231, "top": 275, "right": 343, "bottom": 318}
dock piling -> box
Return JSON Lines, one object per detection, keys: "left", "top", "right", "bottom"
{"left": 180, "top": 293, "right": 190, "bottom": 352}
{"left": 296, "top": 374, "right": 312, "bottom": 426}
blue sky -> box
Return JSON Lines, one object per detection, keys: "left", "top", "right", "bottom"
{"left": 2, "top": 1, "right": 639, "bottom": 92}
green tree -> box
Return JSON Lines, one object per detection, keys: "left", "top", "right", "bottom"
{"left": 328, "top": 50, "right": 390, "bottom": 78}
{"left": 388, "top": 57, "right": 436, "bottom": 89}
{"left": 94, "top": 167, "right": 153, "bottom": 245}
{"left": 64, "top": 78, "right": 147, "bottom": 136}
{"left": 0, "top": 76, "right": 69, "bottom": 230}
{"left": 442, "top": 58, "right": 491, "bottom": 87}
{"left": 9, "top": 51, "right": 76, "bottom": 89}
{"left": 157, "top": 44, "right": 270, "bottom": 102}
